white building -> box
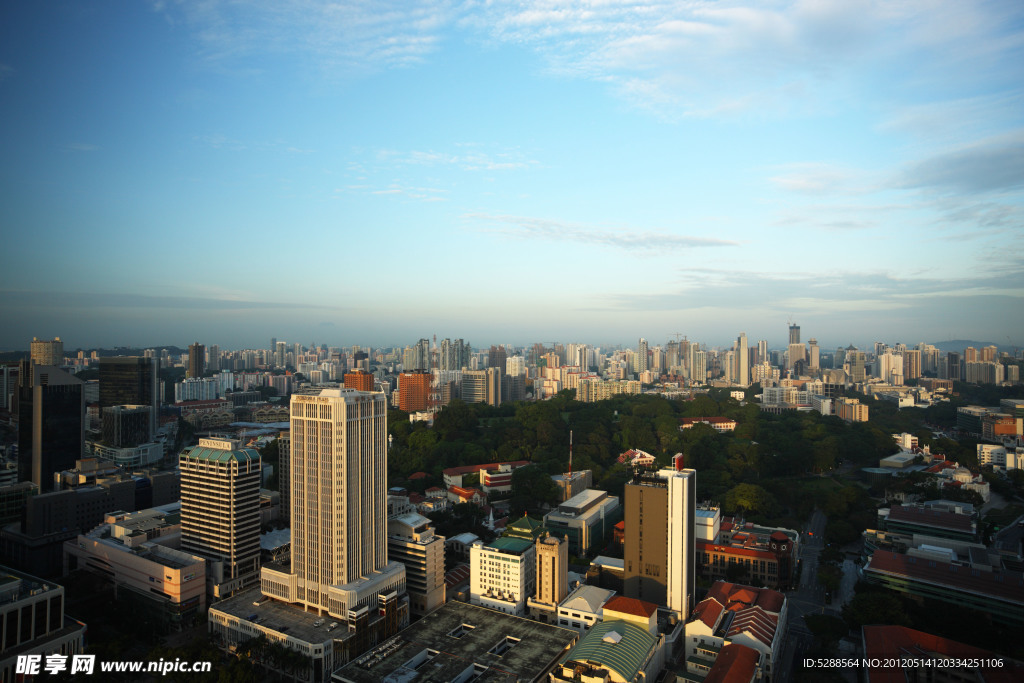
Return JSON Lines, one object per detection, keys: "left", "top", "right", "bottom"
{"left": 174, "top": 377, "right": 219, "bottom": 402}
{"left": 685, "top": 581, "right": 787, "bottom": 681}
{"left": 556, "top": 584, "right": 616, "bottom": 633}
{"left": 470, "top": 537, "right": 536, "bottom": 616}
{"left": 387, "top": 511, "right": 446, "bottom": 617}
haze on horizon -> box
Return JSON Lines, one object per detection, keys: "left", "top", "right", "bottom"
{"left": 1, "top": 1, "right": 1022, "bottom": 352}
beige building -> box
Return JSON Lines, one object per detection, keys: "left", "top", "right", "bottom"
{"left": 260, "top": 389, "right": 406, "bottom": 618}
{"left": 180, "top": 438, "right": 261, "bottom": 599}
{"left": 624, "top": 460, "right": 696, "bottom": 618}
{"left": 527, "top": 532, "right": 568, "bottom": 623}
{"left": 63, "top": 505, "right": 206, "bottom": 628}
{"left": 30, "top": 336, "right": 64, "bottom": 366}
{"left": 387, "top": 510, "right": 445, "bottom": 617}
{"left": 836, "top": 397, "right": 869, "bottom": 422}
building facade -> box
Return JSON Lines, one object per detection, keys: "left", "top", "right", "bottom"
{"left": 180, "top": 438, "right": 261, "bottom": 599}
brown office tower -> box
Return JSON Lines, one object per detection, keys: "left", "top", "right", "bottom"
{"left": 188, "top": 342, "right": 205, "bottom": 378}
{"left": 345, "top": 370, "right": 374, "bottom": 392}
{"left": 399, "top": 370, "right": 432, "bottom": 412}
{"left": 623, "top": 456, "right": 696, "bottom": 617}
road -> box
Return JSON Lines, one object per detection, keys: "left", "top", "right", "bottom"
{"left": 775, "top": 508, "right": 855, "bottom": 683}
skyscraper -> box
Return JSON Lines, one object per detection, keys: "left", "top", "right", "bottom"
{"left": 30, "top": 337, "right": 64, "bottom": 366}
{"left": 808, "top": 338, "right": 820, "bottom": 371}
{"left": 99, "top": 356, "right": 159, "bottom": 441}
{"left": 398, "top": 370, "right": 432, "bottom": 412}
{"left": 623, "top": 458, "right": 696, "bottom": 617}
{"left": 188, "top": 342, "right": 205, "bottom": 378}
{"left": 636, "top": 338, "right": 649, "bottom": 374}
{"left": 180, "top": 437, "right": 261, "bottom": 598}
{"left": 788, "top": 324, "right": 800, "bottom": 346}
{"left": 736, "top": 333, "right": 749, "bottom": 386}
{"left": 17, "top": 361, "right": 84, "bottom": 492}
{"left": 261, "top": 388, "right": 405, "bottom": 617}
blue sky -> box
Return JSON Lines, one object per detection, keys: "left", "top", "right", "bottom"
{"left": 1, "top": 1, "right": 1022, "bottom": 352}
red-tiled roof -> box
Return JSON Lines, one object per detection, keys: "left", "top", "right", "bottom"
{"left": 705, "top": 582, "right": 785, "bottom": 616}
{"left": 727, "top": 605, "right": 778, "bottom": 647}
{"left": 444, "top": 563, "right": 471, "bottom": 588}
{"left": 603, "top": 596, "right": 658, "bottom": 618}
{"left": 691, "top": 598, "right": 724, "bottom": 629}
{"left": 449, "top": 485, "right": 481, "bottom": 499}
{"left": 865, "top": 550, "right": 1024, "bottom": 604}
{"left": 702, "top": 643, "right": 759, "bottom": 683}
{"left": 409, "top": 471, "right": 429, "bottom": 480}
{"left": 614, "top": 520, "right": 626, "bottom": 530}
{"left": 697, "top": 540, "right": 776, "bottom": 561}
{"left": 862, "top": 625, "right": 1024, "bottom": 683}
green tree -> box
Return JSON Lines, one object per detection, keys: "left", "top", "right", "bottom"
{"left": 725, "top": 483, "right": 776, "bottom": 517}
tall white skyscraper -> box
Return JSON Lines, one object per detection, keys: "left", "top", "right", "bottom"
{"left": 261, "top": 388, "right": 406, "bottom": 618}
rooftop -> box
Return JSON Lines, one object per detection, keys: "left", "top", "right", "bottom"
{"left": 603, "top": 596, "right": 658, "bottom": 619}
{"left": 180, "top": 444, "right": 261, "bottom": 465}
{"left": 334, "top": 601, "right": 577, "bottom": 683}
{"left": 862, "top": 625, "right": 1024, "bottom": 683}
{"left": 560, "top": 585, "right": 615, "bottom": 614}
{"left": 887, "top": 504, "right": 975, "bottom": 534}
{"left": 210, "top": 588, "right": 334, "bottom": 646}
{"left": 865, "top": 550, "right": 1024, "bottom": 605}
{"left": 486, "top": 537, "right": 533, "bottom": 555}
{"left": 559, "top": 621, "right": 656, "bottom": 683}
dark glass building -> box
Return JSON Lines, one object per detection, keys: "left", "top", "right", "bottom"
{"left": 17, "top": 361, "right": 84, "bottom": 492}
{"left": 99, "top": 356, "right": 158, "bottom": 439}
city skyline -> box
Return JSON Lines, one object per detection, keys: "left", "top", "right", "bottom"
{"left": 1, "top": 2, "right": 1021, "bottom": 349}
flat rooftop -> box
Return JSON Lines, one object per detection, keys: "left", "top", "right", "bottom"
{"left": 210, "top": 588, "right": 334, "bottom": 646}
{"left": 333, "top": 601, "right": 578, "bottom": 683}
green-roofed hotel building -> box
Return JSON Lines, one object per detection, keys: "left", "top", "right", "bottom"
{"left": 180, "top": 437, "right": 261, "bottom": 599}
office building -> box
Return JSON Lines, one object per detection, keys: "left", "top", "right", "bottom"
{"left": 543, "top": 489, "right": 622, "bottom": 557}
{"left": 462, "top": 367, "right": 501, "bottom": 406}
{"left": 788, "top": 324, "right": 800, "bottom": 346}
{"left": 636, "top": 338, "right": 649, "bottom": 374}
{"left": 17, "top": 362, "right": 84, "bottom": 493}
{"left": 30, "top": 337, "right": 64, "bottom": 366}
{"left": 736, "top": 333, "right": 749, "bottom": 386}
{"left": 0, "top": 566, "right": 88, "bottom": 683}
{"left": 187, "top": 342, "right": 205, "bottom": 378}
{"left": 470, "top": 536, "right": 536, "bottom": 616}
{"left": 488, "top": 344, "right": 507, "bottom": 370}
{"left": 344, "top": 370, "right": 374, "bottom": 392}
{"left": 259, "top": 388, "right": 406, "bottom": 619}
{"left": 180, "top": 438, "right": 261, "bottom": 599}
{"left": 623, "top": 457, "right": 696, "bottom": 617}
{"left": 101, "top": 404, "right": 151, "bottom": 448}
{"left": 398, "top": 370, "right": 432, "bottom": 412}
{"left": 63, "top": 504, "right": 207, "bottom": 629}
{"left": 387, "top": 508, "right": 446, "bottom": 617}
{"left": 99, "top": 356, "right": 159, "bottom": 440}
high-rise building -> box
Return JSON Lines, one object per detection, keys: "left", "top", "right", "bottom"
{"left": 17, "top": 362, "right": 84, "bottom": 492}
{"left": 275, "top": 341, "right": 287, "bottom": 369}
{"left": 489, "top": 345, "right": 508, "bottom": 371}
{"left": 462, "top": 367, "right": 501, "bottom": 406}
{"left": 788, "top": 324, "right": 800, "bottom": 346}
{"left": 344, "top": 370, "right": 374, "bottom": 392}
{"left": 208, "top": 344, "right": 221, "bottom": 372}
{"left": 399, "top": 370, "right": 432, "bottom": 412}
{"left": 180, "top": 437, "right": 261, "bottom": 599}
{"left": 387, "top": 504, "right": 446, "bottom": 617}
{"left": 188, "top": 342, "right": 205, "bottom": 378}
{"left": 808, "top": 338, "right": 820, "bottom": 371}
{"left": 736, "top": 333, "right": 749, "bottom": 386}
{"left": 623, "top": 458, "right": 696, "bottom": 617}
{"left": 260, "top": 389, "right": 405, "bottom": 617}
{"left": 99, "top": 356, "right": 159, "bottom": 440}
{"left": 30, "top": 337, "right": 64, "bottom": 366}
{"left": 101, "top": 405, "right": 151, "bottom": 448}
{"left": 636, "top": 339, "right": 649, "bottom": 375}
